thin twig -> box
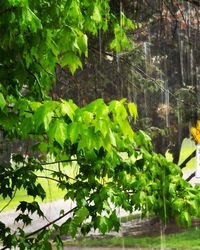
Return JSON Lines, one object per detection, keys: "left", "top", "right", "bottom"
{"left": 37, "top": 175, "right": 61, "bottom": 183}
{"left": 37, "top": 62, "right": 56, "bottom": 77}
{"left": 42, "top": 167, "right": 77, "bottom": 181}
{"left": 27, "top": 209, "right": 73, "bottom": 237}
{"left": 41, "top": 159, "right": 78, "bottom": 166}
{"left": 26, "top": 69, "right": 44, "bottom": 101}
{"left": 0, "top": 206, "right": 76, "bottom": 250}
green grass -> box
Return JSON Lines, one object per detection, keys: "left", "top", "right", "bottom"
{"left": 69, "top": 227, "right": 200, "bottom": 249}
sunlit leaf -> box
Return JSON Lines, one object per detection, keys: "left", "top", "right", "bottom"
{"left": 128, "top": 102, "right": 138, "bottom": 122}
{"left": 48, "top": 119, "right": 68, "bottom": 147}
{"left": 60, "top": 52, "right": 82, "bottom": 74}
{"left": 0, "top": 93, "right": 6, "bottom": 110}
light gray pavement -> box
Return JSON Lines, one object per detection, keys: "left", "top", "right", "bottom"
{"left": 0, "top": 199, "right": 129, "bottom": 234}
{"left": 0, "top": 199, "right": 76, "bottom": 233}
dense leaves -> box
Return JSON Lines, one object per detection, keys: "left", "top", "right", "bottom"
{"left": 1, "top": 98, "right": 200, "bottom": 249}
{"left": 0, "top": 0, "right": 132, "bottom": 100}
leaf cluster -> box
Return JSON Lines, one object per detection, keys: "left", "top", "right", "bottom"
{"left": 0, "top": 0, "right": 133, "bottom": 100}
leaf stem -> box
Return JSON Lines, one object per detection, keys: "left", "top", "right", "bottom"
{"left": 37, "top": 175, "right": 61, "bottom": 183}
{"left": 41, "top": 159, "right": 78, "bottom": 165}
{"left": 26, "top": 69, "right": 44, "bottom": 101}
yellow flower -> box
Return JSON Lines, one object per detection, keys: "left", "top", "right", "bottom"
{"left": 191, "top": 127, "right": 197, "bottom": 137}
{"left": 191, "top": 126, "right": 200, "bottom": 144}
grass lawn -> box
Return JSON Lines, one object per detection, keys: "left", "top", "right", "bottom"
{"left": 70, "top": 227, "right": 200, "bottom": 249}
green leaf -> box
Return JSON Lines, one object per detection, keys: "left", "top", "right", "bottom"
{"left": 55, "top": 235, "right": 64, "bottom": 249}
{"left": 82, "top": 111, "right": 94, "bottom": 125}
{"left": 118, "top": 119, "right": 134, "bottom": 138}
{"left": 95, "top": 216, "right": 109, "bottom": 234}
{"left": 44, "top": 241, "right": 52, "bottom": 250}
{"left": 60, "top": 52, "right": 82, "bottom": 74}
{"left": 20, "top": 117, "right": 33, "bottom": 136}
{"left": 68, "top": 122, "right": 79, "bottom": 144}
{"left": 60, "top": 101, "right": 76, "bottom": 121}
{"left": 77, "top": 34, "right": 88, "bottom": 56}
{"left": 60, "top": 219, "right": 71, "bottom": 235}
{"left": 92, "top": 6, "right": 102, "bottom": 22}
{"left": 69, "top": 207, "right": 89, "bottom": 238}
{"left": 109, "top": 129, "right": 116, "bottom": 147}
{"left": 134, "top": 130, "right": 152, "bottom": 150}
{"left": 110, "top": 38, "right": 121, "bottom": 52}
{"left": 110, "top": 211, "right": 120, "bottom": 231}
{"left": 74, "top": 207, "right": 89, "bottom": 223}
{"left": 180, "top": 211, "right": 192, "bottom": 226}
{"left": 95, "top": 119, "right": 108, "bottom": 137}
{"left": 0, "top": 93, "right": 6, "bottom": 110}
{"left": 48, "top": 119, "right": 68, "bottom": 147}
{"left": 128, "top": 102, "right": 138, "bottom": 122}
{"left": 15, "top": 214, "right": 32, "bottom": 226}
{"left": 29, "top": 102, "right": 42, "bottom": 111}
{"left": 34, "top": 104, "right": 54, "bottom": 131}
{"left": 22, "top": 7, "right": 42, "bottom": 32}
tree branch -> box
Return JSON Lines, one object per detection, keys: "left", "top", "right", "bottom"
{"left": 42, "top": 167, "right": 77, "bottom": 182}
{"left": 37, "top": 175, "right": 61, "bottom": 183}
{"left": 0, "top": 205, "right": 77, "bottom": 250}
{"left": 41, "top": 159, "right": 78, "bottom": 166}
{"left": 26, "top": 70, "right": 44, "bottom": 101}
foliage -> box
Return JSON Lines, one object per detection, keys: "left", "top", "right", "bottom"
{"left": 0, "top": 1, "right": 200, "bottom": 249}
{"left": 0, "top": 98, "right": 200, "bottom": 249}
{"left": 0, "top": 0, "right": 132, "bottom": 100}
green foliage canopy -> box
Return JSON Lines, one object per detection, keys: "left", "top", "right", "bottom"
{"left": 0, "top": 1, "right": 200, "bottom": 249}
{"left": 0, "top": 0, "right": 132, "bottom": 100}
{"left": 1, "top": 98, "right": 200, "bottom": 249}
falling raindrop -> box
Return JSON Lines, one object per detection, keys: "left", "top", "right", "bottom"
{"left": 143, "top": 40, "right": 151, "bottom": 118}
{"left": 99, "top": 29, "right": 102, "bottom": 64}
{"left": 179, "top": 38, "right": 185, "bottom": 86}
